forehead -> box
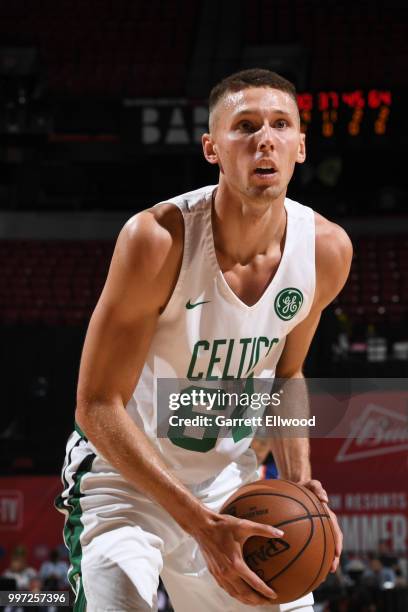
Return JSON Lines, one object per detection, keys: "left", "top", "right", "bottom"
{"left": 217, "top": 87, "right": 298, "bottom": 120}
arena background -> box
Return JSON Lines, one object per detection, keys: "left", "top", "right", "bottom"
{"left": 0, "top": 1, "right": 407, "bottom": 610}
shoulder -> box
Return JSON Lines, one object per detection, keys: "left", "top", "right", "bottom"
{"left": 116, "top": 203, "right": 184, "bottom": 278}
{"left": 314, "top": 212, "right": 353, "bottom": 308}
{"left": 314, "top": 211, "right": 353, "bottom": 263}
{"left": 99, "top": 203, "right": 184, "bottom": 314}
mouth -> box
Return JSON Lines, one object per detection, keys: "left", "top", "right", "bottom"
{"left": 254, "top": 167, "right": 277, "bottom": 176}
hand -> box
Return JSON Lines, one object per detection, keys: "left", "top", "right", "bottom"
{"left": 194, "top": 512, "right": 284, "bottom": 606}
{"left": 300, "top": 479, "right": 343, "bottom": 573}
{"left": 322, "top": 503, "right": 343, "bottom": 573}
{"left": 301, "top": 478, "right": 329, "bottom": 504}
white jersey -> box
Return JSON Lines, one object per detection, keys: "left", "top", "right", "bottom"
{"left": 58, "top": 183, "right": 316, "bottom": 611}
{"left": 122, "top": 184, "right": 315, "bottom": 483}
{"left": 82, "top": 185, "right": 315, "bottom": 484}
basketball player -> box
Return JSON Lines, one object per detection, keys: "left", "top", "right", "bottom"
{"left": 56, "top": 69, "right": 351, "bottom": 611}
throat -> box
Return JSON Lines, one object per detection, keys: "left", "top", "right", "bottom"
{"left": 212, "top": 197, "right": 287, "bottom": 265}
{"left": 220, "top": 254, "right": 283, "bottom": 307}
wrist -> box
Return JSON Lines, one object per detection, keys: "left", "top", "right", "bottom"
{"left": 283, "top": 468, "right": 312, "bottom": 483}
{"left": 278, "top": 464, "right": 311, "bottom": 483}
{"left": 178, "top": 502, "right": 218, "bottom": 537}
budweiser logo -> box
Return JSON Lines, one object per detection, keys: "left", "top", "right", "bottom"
{"left": 336, "top": 403, "right": 408, "bottom": 462}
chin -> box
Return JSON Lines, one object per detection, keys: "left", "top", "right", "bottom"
{"left": 249, "top": 185, "right": 283, "bottom": 201}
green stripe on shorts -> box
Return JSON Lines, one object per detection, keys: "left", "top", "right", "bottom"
{"left": 74, "top": 421, "right": 88, "bottom": 441}
{"left": 57, "top": 452, "right": 95, "bottom": 612}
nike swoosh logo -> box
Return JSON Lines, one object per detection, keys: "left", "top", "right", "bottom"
{"left": 186, "top": 299, "right": 211, "bottom": 309}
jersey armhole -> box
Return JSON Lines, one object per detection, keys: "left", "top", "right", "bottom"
{"left": 158, "top": 202, "right": 191, "bottom": 318}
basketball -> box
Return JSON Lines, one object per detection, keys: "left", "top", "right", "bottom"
{"left": 220, "top": 479, "right": 335, "bottom": 604}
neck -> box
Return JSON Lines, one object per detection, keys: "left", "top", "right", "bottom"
{"left": 212, "top": 181, "right": 287, "bottom": 265}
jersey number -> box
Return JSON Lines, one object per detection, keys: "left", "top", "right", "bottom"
{"left": 167, "top": 377, "right": 254, "bottom": 453}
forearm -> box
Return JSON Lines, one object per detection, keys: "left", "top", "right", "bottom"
{"left": 268, "top": 374, "right": 311, "bottom": 482}
{"left": 269, "top": 437, "right": 311, "bottom": 482}
{"left": 251, "top": 439, "right": 271, "bottom": 465}
{"left": 76, "top": 401, "right": 214, "bottom": 535}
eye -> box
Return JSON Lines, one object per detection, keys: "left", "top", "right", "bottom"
{"left": 274, "top": 119, "right": 289, "bottom": 129}
{"left": 238, "top": 120, "right": 257, "bottom": 132}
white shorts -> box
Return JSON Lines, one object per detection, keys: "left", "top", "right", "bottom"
{"left": 56, "top": 432, "right": 314, "bottom": 612}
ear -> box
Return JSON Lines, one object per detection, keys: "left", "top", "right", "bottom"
{"left": 296, "top": 133, "right": 306, "bottom": 164}
{"left": 202, "top": 133, "right": 219, "bottom": 165}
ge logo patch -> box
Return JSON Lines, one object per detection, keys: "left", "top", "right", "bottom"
{"left": 274, "top": 288, "right": 304, "bottom": 321}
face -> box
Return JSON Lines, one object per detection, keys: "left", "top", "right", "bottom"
{"left": 11, "top": 554, "right": 26, "bottom": 571}
{"left": 203, "top": 87, "right": 306, "bottom": 203}
{"left": 370, "top": 559, "right": 382, "bottom": 572}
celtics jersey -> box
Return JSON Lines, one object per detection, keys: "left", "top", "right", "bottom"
{"left": 120, "top": 184, "right": 316, "bottom": 484}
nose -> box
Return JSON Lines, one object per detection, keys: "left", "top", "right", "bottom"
{"left": 257, "top": 123, "right": 275, "bottom": 152}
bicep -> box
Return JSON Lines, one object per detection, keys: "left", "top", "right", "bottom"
{"left": 77, "top": 301, "right": 159, "bottom": 410}
{"left": 276, "top": 220, "right": 353, "bottom": 379}
{"left": 275, "top": 307, "right": 321, "bottom": 378}
{"left": 76, "top": 214, "right": 176, "bottom": 411}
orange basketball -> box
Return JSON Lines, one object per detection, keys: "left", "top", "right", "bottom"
{"left": 220, "top": 479, "right": 335, "bottom": 605}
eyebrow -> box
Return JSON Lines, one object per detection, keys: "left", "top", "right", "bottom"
{"left": 233, "top": 108, "right": 292, "bottom": 118}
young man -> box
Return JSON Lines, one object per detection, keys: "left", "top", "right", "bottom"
{"left": 56, "top": 69, "right": 351, "bottom": 611}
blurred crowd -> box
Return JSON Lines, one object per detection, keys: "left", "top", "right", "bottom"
{"left": 1, "top": 542, "right": 406, "bottom": 612}
{"left": 314, "top": 541, "right": 407, "bottom": 611}
{"left": 0, "top": 544, "right": 174, "bottom": 612}
{"left": 0, "top": 545, "right": 68, "bottom": 611}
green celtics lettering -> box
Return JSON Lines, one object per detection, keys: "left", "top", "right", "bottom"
{"left": 187, "top": 336, "right": 279, "bottom": 380}
{"left": 168, "top": 336, "right": 281, "bottom": 451}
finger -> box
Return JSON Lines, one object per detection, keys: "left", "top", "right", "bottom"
{"left": 231, "top": 583, "right": 274, "bottom": 606}
{"left": 335, "top": 531, "right": 343, "bottom": 557}
{"left": 240, "top": 519, "right": 284, "bottom": 541}
{"left": 305, "top": 479, "right": 329, "bottom": 504}
{"left": 218, "top": 575, "right": 272, "bottom": 606}
{"left": 323, "top": 505, "right": 343, "bottom": 573}
{"left": 326, "top": 506, "right": 343, "bottom": 553}
{"left": 233, "top": 559, "right": 277, "bottom": 600}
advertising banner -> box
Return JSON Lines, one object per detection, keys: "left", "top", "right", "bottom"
{"left": 0, "top": 477, "right": 64, "bottom": 572}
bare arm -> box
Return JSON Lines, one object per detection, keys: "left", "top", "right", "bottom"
{"left": 271, "top": 217, "right": 353, "bottom": 571}
{"left": 272, "top": 217, "right": 353, "bottom": 480}
{"left": 272, "top": 309, "right": 321, "bottom": 482}
{"left": 75, "top": 206, "right": 208, "bottom": 531}
{"left": 75, "top": 206, "right": 282, "bottom": 606}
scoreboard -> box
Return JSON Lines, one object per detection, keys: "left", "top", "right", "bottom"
{"left": 298, "top": 89, "right": 392, "bottom": 139}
